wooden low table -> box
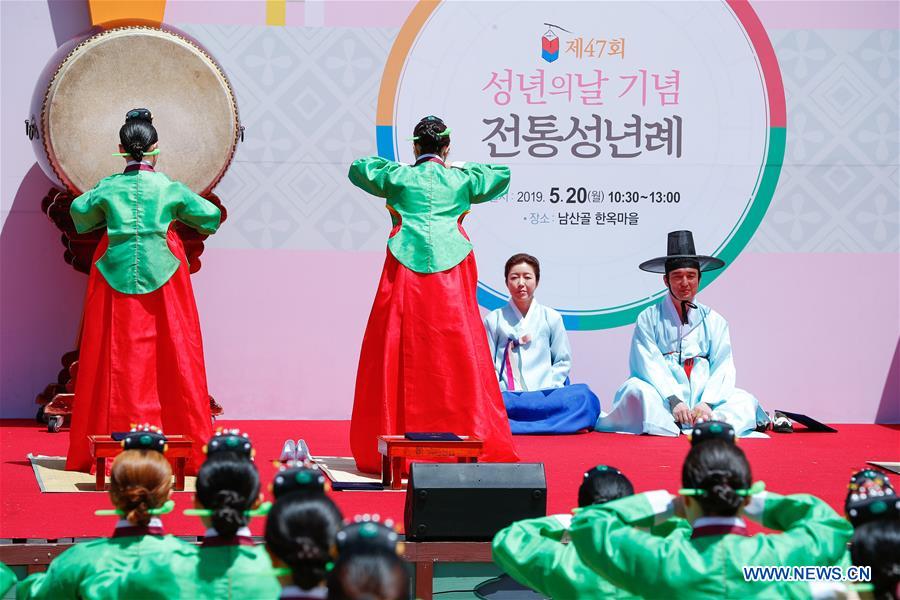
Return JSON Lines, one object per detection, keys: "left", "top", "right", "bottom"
{"left": 377, "top": 435, "right": 483, "bottom": 490}
{"left": 88, "top": 435, "right": 193, "bottom": 491}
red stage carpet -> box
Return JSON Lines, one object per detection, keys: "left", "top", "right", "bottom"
{"left": 1, "top": 419, "right": 897, "bottom": 539}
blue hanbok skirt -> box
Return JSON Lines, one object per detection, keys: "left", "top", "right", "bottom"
{"left": 502, "top": 383, "right": 600, "bottom": 434}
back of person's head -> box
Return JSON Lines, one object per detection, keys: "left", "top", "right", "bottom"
{"left": 578, "top": 465, "right": 634, "bottom": 507}
{"left": 327, "top": 551, "right": 409, "bottom": 600}
{"left": 412, "top": 115, "right": 449, "bottom": 155}
{"left": 850, "top": 520, "right": 900, "bottom": 600}
{"left": 845, "top": 469, "right": 898, "bottom": 527}
{"left": 109, "top": 449, "right": 172, "bottom": 527}
{"left": 119, "top": 108, "right": 158, "bottom": 162}
{"left": 196, "top": 454, "right": 260, "bottom": 537}
{"left": 504, "top": 253, "right": 541, "bottom": 283}
{"left": 682, "top": 439, "right": 751, "bottom": 517}
{"left": 265, "top": 494, "right": 344, "bottom": 590}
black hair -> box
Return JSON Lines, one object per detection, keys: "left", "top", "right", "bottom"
{"left": 413, "top": 115, "right": 449, "bottom": 155}
{"left": 682, "top": 440, "right": 751, "bottom": 517}
{"left": 850, "top": 520, "right": 900, "bottom": 600}
{"left": 195, "top": 454, "right": 260, "bottom": 537}
{"left": 119, "top": 108, "right": 158, "bottom": 162}
{"left": 578, "top": 465, "right": 634, "bottom": 508}
{"left": 504, "top": 253, "right": 541, "bottom": 283}
{"left": 265, "top": 494, "right": 344, "bottom": 590}
{"left": 327, "top": 551, "right": 409, "bottom": 600}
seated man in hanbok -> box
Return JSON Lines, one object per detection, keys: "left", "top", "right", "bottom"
{"left": 595, "top": 231, "right": 768, "bottom": 437}
{"left": 484, "top": 254, "right": 600, "bottom": 434}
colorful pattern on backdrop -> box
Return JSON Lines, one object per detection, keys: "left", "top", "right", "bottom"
{"left": 749, "top": 29, "right": 898, "bottom": 253}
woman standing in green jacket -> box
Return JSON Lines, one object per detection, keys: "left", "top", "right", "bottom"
{"left": 347, "top": 115, "right": 518, "bottom": 474}
{"left": 65, "top": 108, "right": 221, "bottom": 474}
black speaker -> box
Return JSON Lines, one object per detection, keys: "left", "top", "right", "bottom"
{"left": 404, "top": 463, "right": 546, "bottom": 541}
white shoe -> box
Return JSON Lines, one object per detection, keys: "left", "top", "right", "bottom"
{"left": 279, "top": 439, "right": 297, "bottom": 463}
{"left": 295, "top": 439, "right": 311, "bottom": 463}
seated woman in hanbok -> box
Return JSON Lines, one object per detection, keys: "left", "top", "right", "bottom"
{"left": 18, "top": 427, "right": 190, "bottom": 599}
{"left": 570, "top": 439, "right": 853, "bottom": 599}
{"left": 484, "top": 254, "right": 600, "bottom": 434}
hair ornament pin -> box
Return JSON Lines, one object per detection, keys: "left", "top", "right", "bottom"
{"left": 408, "top": 129, "right": 452, "bottom": 142}
{"left": 204, "top": 428, "right": 255, "bottom": 460}
{"left": 584, "top": 464, "right": 623, "bottom": 478}
{"left": 184, "top": 501, "right": 271, "bottom": 518}
{"left": 112, "top": 148, "right": 160, "bottom": 157}
{"left": 96, "top": 499, "right": 175, "bottom": 517}
{"left": 678, "top": 481, "right": 765, "bottom": 497}
{"left": 125, "top": 108, "right": 153, "bottom": 122}
{"left": 270, "top": 465, "right": 328, "bottom": 499}
{"left": 121, "top": 424, "right": 168, "bottom": 454}
{"left": 335, "top": 515, "right": 402, "bottom": 557}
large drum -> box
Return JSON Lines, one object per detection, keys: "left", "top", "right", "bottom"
{"left": 27, "top": 20, "right": 240, "bottom": 196}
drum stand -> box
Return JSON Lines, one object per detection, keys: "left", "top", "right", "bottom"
{"left": 35, "top": 187, "right": 227, "bottom": 432}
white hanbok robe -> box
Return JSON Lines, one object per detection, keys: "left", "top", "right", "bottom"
{"left": 595, "top": 296, "right": 767, "bottom": 437}
{"left": 485, "top": 300, "right": 600, "bottom": 434}
{"left": 484, "top": 300, "right": 570, "bottom": 391}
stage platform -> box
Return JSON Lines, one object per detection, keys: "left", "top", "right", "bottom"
{"left": 2, "top": 419, "right": 898, "bottom": 539}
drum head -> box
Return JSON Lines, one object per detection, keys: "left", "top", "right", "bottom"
{"left": 43, "top": 26, "right": 238, "bottom": 195}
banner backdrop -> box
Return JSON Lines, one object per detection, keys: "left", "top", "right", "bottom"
{"left": 379, "top": 1, "right": 784, "bottom": 329}
{"left": 1, "top": 1, "right": 897, "bottom": 423}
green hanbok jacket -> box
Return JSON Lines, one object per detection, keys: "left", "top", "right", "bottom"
{"left": 347, "top": 156, "right": 510, "bottom": 274}
{"left": 569, "top": 490, "right": 854, "bottom": 600}
{"left": 493, "top": 513, "right": 691, "bottom": 599}
{"left": 16, "top": 521, "right": 193, "bottom": 600}
{"left": 1, "top": 562, "right": 16, "bottom": 596}
{"left": 70, "top": 168, "right": 221, "bottom": 294}
{"left": 115, "top": 528, "right": 280, "bottom": 599}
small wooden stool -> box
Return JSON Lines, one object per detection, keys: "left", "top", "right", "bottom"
{"left": 377, "top": 435, "right": 483, "bottom": 490}
{"left": 88, "top": 435, "right": 193, "bottom": 491}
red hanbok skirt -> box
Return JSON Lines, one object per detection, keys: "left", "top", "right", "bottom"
{"left": 350, "top": 250, "right": 519, "bottom": 474}
{"left": 65, "top": 229, "right": 213, "bottom": 474}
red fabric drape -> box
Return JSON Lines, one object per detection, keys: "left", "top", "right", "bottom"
{"left": 350, "top": 250, "right": 518, "bottom": 474}
{"left": 66, "top": 229, "right": 213, "bottom": 474}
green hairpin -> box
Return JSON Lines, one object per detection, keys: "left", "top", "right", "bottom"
{"left": 112, "top": 149, "right": 160, "bottom": 157}
{"left": 679, "top": 481, "right": 766, "bottom": 497}
{"left": 272, "top": 561, "right": 333, "bottom": 578}
{"left": 735, "top": 481, "right": 766, "bottom": 496}
{"left": 246, "top": 501, "right": 272, "bottom": 517}
{"left": 407, "top": 128, "right": 452, "bottom": 142}
{"left": 95, "top": 499, "right": 175, "bottom": 517}
{"left": 184, "top": 501, "right": 272, "bottom": 518}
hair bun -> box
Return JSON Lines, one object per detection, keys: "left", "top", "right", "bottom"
{"left": 123, "top": 486, "right": 151, "bottom": 525}
{"left": 292, "top": 536, "right": 326, "bottom": 564}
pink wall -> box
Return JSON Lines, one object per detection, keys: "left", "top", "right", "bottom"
{"left": 190, "top": 247, "right": 899, "bottom": 423}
